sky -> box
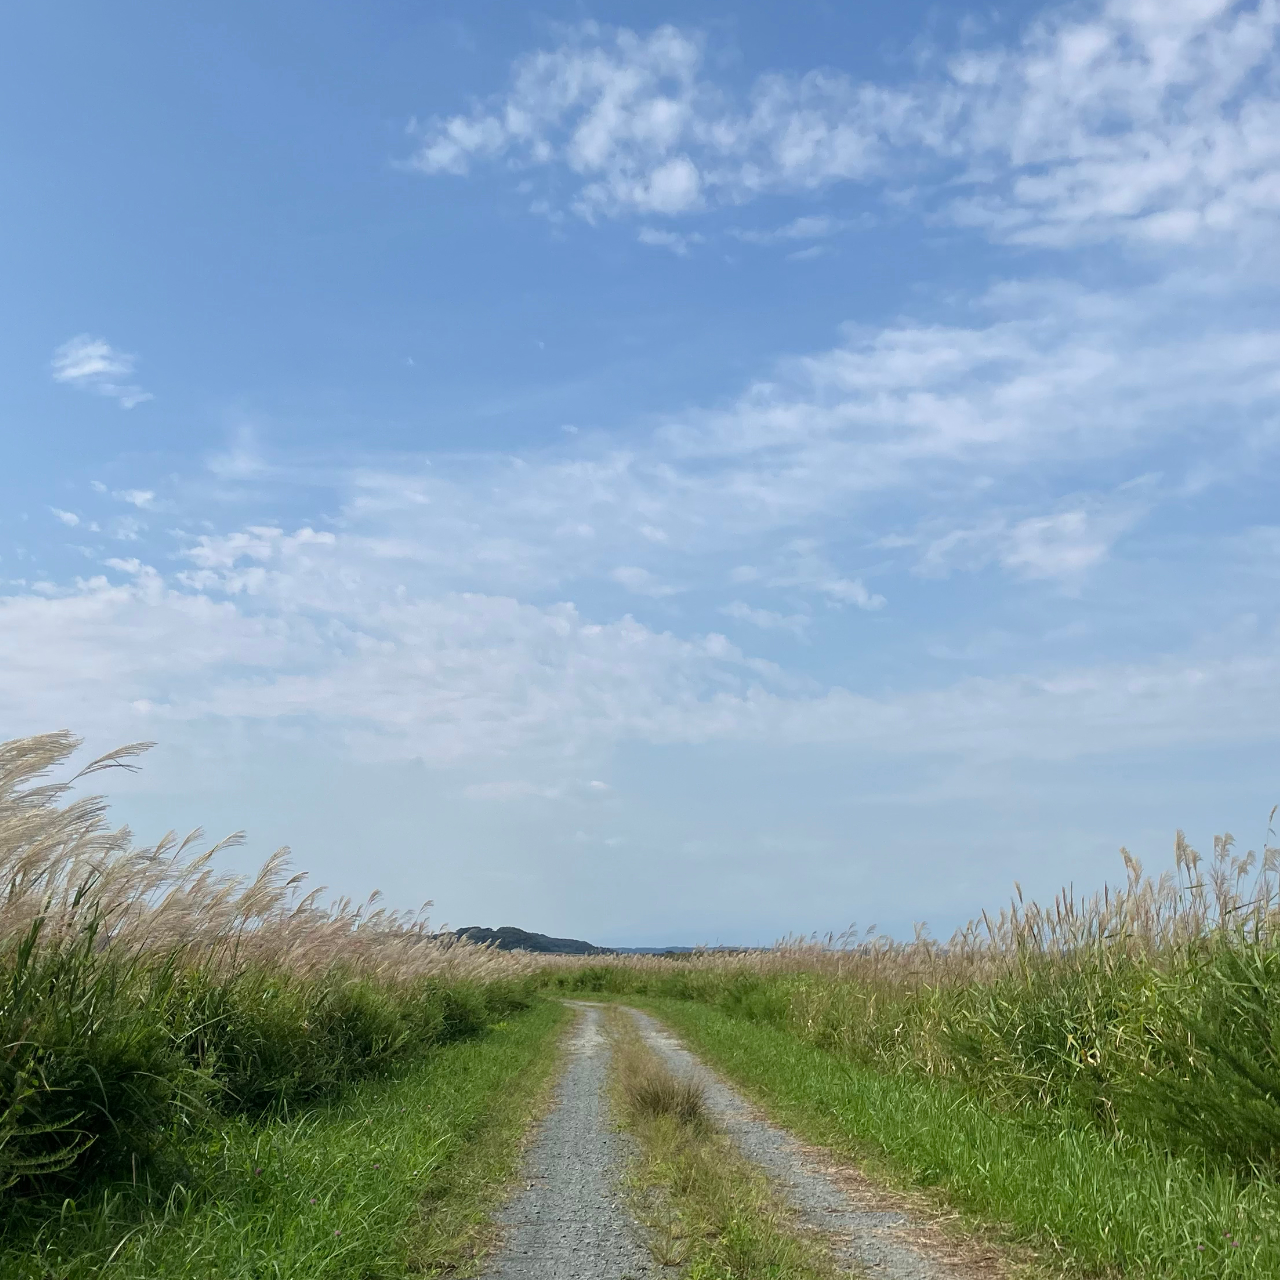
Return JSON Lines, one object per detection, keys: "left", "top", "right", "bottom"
{"left": 2, "top": 0, "right": 1279, "bottom": 945}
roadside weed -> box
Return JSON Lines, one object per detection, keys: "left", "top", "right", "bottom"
{"left": 607, "top": 1008, "right": 837, "bottom": 1280}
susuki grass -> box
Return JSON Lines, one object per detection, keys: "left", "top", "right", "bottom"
{"left": 551, "top": 828, "right": 1280, "bottom": 1172}
{"left": 0, "top": 730, "right": 544, "bottom": 1268}
{"left": 0, "top": 999, "right": 569, "bottom": 1279}
{"left": 13, "top": 725, "right": 1280, "bottom": 1275}
{"left": 0, "top": 731, "right": 532, "bottom": 980}
{"left": 549, "top": 820, "right": 1280, "bottom": 1275}
{"left": 643, "top": 998, "right": 1280, "bottom": 1278}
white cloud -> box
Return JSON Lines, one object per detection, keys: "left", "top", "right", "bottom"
{"left": 50, "top": 508, "right": 80, "bottom": 527}
{"left": 51, "top": 336, "right": 132, "bottom": 383}
{"left": 111, "top": 517, "right": 145, "bottom": 542}
{"left": 654, "top": 278, "right": 1280, "bottom": 524}
{"left": 3, "top": 546, "right": 1279, "bottom": 768}
{"left": 941, "top": 0, "right": 1280, "bottom": 248}
{"left": 819, "top": 577, "right": 886, "bottom": 609}
{"left": 1001, "top": 511, "right": 1114, "bottom": 580}
{"left": 0, "top": 557, "right": 761, "bottom": 761}
{"left": 410, "top": 3, "right": 1280, "bottom": 251}
{"left": 610, "top": 565, "right": 682, "bottom": 597}
{"left": 51, "top": 335, "right": 153, "bottom": 408}
{"left": 732, "top": 214, "right": 848, "bottom": 245}
{"left": 208, "top": 426, "right": 268, "bottom": 480}
{"left": 115, "top": 489, "right": 156, "bottom": 509}
{"left": 911, "top": 495, "right": 1145, "bottom": 583}
{"left": 12, "top": 217, "right": 1280, "bottom": 786}
{"left": 730, "top": 541, "right": 887, "bottom": 612}
{"left": 721, "top": 601, "right": 810, "bottom": 636}
{"left": 126, "top": 277, "right": 1276, "bottom": 620}
{"left": 407, "top": 22, "right": 902, "bottom": 220}
{"left": 638, "top": 226, "right": 704, "bottom": 254}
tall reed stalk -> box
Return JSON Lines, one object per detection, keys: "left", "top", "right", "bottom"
{"left": 0, "top": 732, "right": 534, "bottom": 1202}
{"left": 549, "top": 819, "right": 1280, "bottom": 1173}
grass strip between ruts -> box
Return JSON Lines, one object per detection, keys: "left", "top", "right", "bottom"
{"left": 1, "top": 998, "right": 570, "bottom": 1280}
{"left": 605, "top": 1006, "right": 837, "bottom": 1280}
{"left": 638, "top": 997, "right": 1280, "bottom": 1280}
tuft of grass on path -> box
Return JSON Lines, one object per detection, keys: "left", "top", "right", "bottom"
{"left": 0, "top": 999, "right": 569, "bottom": 1280}
{"left": 644, "top": 997, "right": 1280, "bottom": 1280}
{"left": 606, "top": 1008, "right": 837, "bottom": 1280}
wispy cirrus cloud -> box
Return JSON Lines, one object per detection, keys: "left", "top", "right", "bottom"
{"left": 610, "top": 565, "right": 682, "bottom": 597}
{"left": 730, "top": 215, "right": 851, "bottom": 245}
{"left": 909, "top": 497, "right": 1148, "bottom": 584}
{"left": 8, "top": 266, "right": 1274, "bottom": 763}
{"left": 4, "top": 539, "right": 1280, "bottom": 769}
{"left": 720, "top": 600, "right": 810, "bottom": 637}
{"left": 408, "top": 2, "right": 1280, "bottom": 251}
{"left": 51, "top": 335, "right": 152, "bottom": 408}
{"left": 151, "top": 274, "right": 1280, "bottom": 623}
{"left": 4, "top": 294, "right": 1279, "bottom": 790}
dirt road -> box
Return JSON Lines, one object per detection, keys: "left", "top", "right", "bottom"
{"left": 481, "top": 1003, "right": 653, "bottom": 1279}
{"left": 630, "top": 1008, "right": 972, "bottom": 1280}
{"left": 481, "top": 1003, "right": 980, "bottom": 1279}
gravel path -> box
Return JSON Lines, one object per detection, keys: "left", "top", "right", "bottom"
{"left": 481, "top": 1002, "right": 653, "bottom": 1280}
{"left": 484, "top": 1003, "right": 990, "bottom": 1280}
{"left": 628, "top": 1008, "right": 969, "bottom": 1280}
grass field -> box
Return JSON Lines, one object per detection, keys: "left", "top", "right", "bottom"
{"left": 9, "top": 728, "right": 1280, "bottom": 1277}
{"left": 635, "top": 997, "right": 1280, "bottom": 1278}
{"left": 544, "top": 824, "right": 1280, "bottom": 1277}
{"left": 0, "top": 999, "right": 568, "bottom": 1279}
{"left": 1, "top": 733, "right": 545, "bottom": 1207}
{"left": 0, "top": 732, "right": 565, "bottom": 1278}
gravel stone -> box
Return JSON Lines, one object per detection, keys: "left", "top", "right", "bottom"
{"left": 629, "top": 1008, "right": 966, "bottom": 1280}
{"left": 482, "top": 1003, "right": 653, "bottom": 1280}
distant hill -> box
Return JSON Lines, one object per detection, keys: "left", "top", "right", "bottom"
{"left": 449, "top": 925, "right": 607, "bottom": 955}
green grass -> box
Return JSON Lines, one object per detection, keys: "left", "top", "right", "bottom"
{"left": 638, "top": 997, "right": 1280, "bottom": 1280}
{"left": 1, "top": 912, "right": 536, "bottom": 1197}
{"left": 0, "top": 999, "right": 569, "bottom": 1280}
{"left": 605, "top": 1008, "right": 836, "bottom": 1280}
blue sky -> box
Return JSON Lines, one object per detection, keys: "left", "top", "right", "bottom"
{"left": 3, "top": 0, "right": 1279, "bottom": 944}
